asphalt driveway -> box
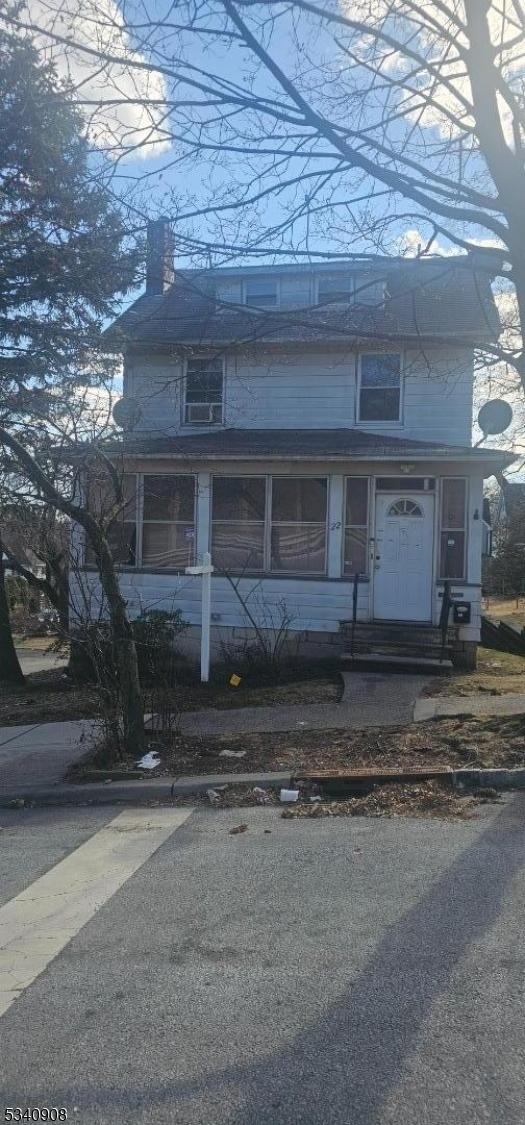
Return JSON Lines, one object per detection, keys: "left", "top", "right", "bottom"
{"left": 1, "top": 797, "right": 525, "bottom": 1123}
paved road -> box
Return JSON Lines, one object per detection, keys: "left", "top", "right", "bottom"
{"left": 1, "top": 797, "right": 525, "bottom": 1123}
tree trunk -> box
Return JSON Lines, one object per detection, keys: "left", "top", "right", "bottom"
{"left": 96, "top": 537, "right": 145, "bottom": 758}
{"left": 0, "top": 534, "right": 25, "bottom": 685}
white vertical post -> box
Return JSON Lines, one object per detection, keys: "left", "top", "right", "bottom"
{"left": 201, "top": 551, "right": 212, "bottom": 683}
{"left": 186, "top": 551, "right": 214, "bottom": 683}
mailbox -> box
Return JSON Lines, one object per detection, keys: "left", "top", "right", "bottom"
{"left": 453, "top": 602, "right": 471, "bottom": 625}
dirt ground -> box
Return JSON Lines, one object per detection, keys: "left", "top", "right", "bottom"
{"left": 0, "top": 670, "right": 101, "bottom": 726}
{"left": 0, "top": 664, "right": 341, "bottom": 727}
{"left": 72, "top": 710, "right": 525, "bottom": 779}
{"left": 426, "top": 645, "right": 525, "bottom": 698}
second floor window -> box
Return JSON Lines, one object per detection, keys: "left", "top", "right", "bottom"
{"left": 358, "top": 353, "right": 401, "bottom": 422}
{"left": 185, "top": 357, "right": 223, "bottom": 424}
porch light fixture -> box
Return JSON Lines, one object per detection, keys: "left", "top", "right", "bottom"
{"left": 399, "top": 463, "right": 416, "bottom": 474}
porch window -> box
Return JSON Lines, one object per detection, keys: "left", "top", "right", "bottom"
{"left": 211, "top": 477, "right": 266, "bottom": 572}
{"left": 142, "top": 475, "right": 196, "bottom": 569}
{"left": 85, "top": 472, "right": 137, "bottom": 566}
{"left": 358, "top": 353, "right": 401, "bottom": 422}
{"left": 270, "top": 478, "right": 327, "bottom": 573}
{"left": 210, "top": 476, "right": 328, "bottom": 574}
{"left": 440, "top": 478, "right": 467, "bottom": 579}
{"left": 184, "top": 356, "right": 223, "bottom": 424}
{"left": 344, "top": 478, "right": 369, "bottom": 575}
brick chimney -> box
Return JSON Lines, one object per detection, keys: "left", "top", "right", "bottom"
{"left": 146, "top": 217, "right": 175, "bottom": 294}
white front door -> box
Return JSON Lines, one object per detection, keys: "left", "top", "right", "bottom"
{"left": 373, "top": 493, "right": 434, "bottom": 622}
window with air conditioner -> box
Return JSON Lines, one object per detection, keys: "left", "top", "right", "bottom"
{"left": 184, "top": 356, "right": 224, "bottom": 424}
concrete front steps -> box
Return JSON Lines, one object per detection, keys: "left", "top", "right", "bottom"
{"left": 339, "top": 621, "right": 453, "bottom": 673}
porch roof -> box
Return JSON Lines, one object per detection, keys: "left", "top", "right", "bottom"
{"left": 111, "top": 428, "right": 514, "bottom": 467}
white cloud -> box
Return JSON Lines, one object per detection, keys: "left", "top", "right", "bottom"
{"left": 342, "top": 2, "right": 524, "bottom": 146}
{"left": 15, "top": 0, "right": 170, "bottom": 157}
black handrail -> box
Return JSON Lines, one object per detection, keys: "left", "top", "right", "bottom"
{"left": 439, "top": 579, "right": 452, "bottom": 662}
{"left": 350, "top": 572, "right": 360, "bottom": 657}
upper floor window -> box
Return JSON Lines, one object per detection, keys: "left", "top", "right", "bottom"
{"left": 358, "top": 353, "right": 401, "bottom": 423}
{"left": 245, "top": 278, "right": 278, "bottom": 307}
{"left": 184, "top": 356, "right": 223, "bottom": 424}
{"left": 317, "top": 275, "right": 354, "bottom": 305}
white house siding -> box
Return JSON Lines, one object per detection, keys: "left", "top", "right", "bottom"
{"left": 126, "top": 357, "right": 183, "bottom": 434}
{"left": 124, "top": 345, "right": 473, "bottom": 445}
{"left": 225, "top": 351, "right": 354, "bottom": 430}
{"left": 71, "top": 462, "right": 489, "bottom": 660}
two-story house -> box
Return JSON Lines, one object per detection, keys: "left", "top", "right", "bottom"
{"left": 74, "top": 219, "right": 513, "bottom": 669}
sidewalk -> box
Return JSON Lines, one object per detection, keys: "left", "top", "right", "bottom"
{"left": 0, "top": 671, "right": 428, "bottom": 799}
{"left": 4, "top": 674, "right": 523, "bottom": 804}
{"left": 0, "top": 719, "right": 97, "bottom": 793}
{"left": 414, "top": 692, "right": 525, "bottom": 722}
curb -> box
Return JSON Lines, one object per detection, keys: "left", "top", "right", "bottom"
{"left": 454, "top": 768, "right": 525, "bottom": 790}
{"left": 0, "top": 771, "right": 293, "bottom": 808}
{"left": 2, "top": 767, "right": 525, "bottom": 809}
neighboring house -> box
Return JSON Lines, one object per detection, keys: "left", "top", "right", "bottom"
{"left": 72, "top": 220, "right": 514, "bottom": 668}
{"left": 2, "top": 544, "right": 46, "bottom": 584}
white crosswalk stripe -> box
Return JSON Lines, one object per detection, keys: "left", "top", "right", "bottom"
{"left": 0, "top": 807, "right": 193, "bottom": 1017}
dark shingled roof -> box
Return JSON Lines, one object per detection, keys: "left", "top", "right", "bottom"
{"left": 105, "top": 259, "right": 500, "bottom": 350}
{"left": 110, "top": 428, "right": 513, "bottom": 465}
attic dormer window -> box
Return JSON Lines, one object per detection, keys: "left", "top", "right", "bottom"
{"left": 317, "top": 276, "right": 353, "bottom": 305}
{"left": 184, "top": 356, "right": 224, "bottom": 424}
{"left": 245, "top": 278, "right": 278, "bottom": 307}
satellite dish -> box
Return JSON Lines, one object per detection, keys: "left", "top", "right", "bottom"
{"left": 112, "top": 397, "right": 142, "bottom": 431}
{"left": 477, "top": 399, "right": 513, "bottom": 436}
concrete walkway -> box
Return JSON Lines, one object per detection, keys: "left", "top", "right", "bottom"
{"left": 175, "top": 671, "right": 431, "bottom": 737}
{"left": 415, "top": 691, "right": 525, "bottom": 722}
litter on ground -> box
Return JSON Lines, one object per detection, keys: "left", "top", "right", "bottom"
{"left": 136, "top": 750, "right": 162, "bottom": 770}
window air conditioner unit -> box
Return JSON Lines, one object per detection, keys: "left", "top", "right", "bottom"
{"left": 186, "top": 403, "right": 222, "bottom": 423}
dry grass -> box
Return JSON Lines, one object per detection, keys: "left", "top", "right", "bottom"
{"left": 0, "top": 663, "right": 341, "bottom": 727}
{"left": 482, "top": 596, "right": 525, "bottom": 626}
{"left": 0, "top": 669, "right": 100, "bottom": 726}
{"left": 127, "top": 711, "right": 525, "bottom": 780}
{"left": 425, "top": 646, "right": 525, "bottom": 699}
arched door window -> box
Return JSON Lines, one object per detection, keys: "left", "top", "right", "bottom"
{"left": 387, "top": 499, "right": 423, "bottom": 517}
